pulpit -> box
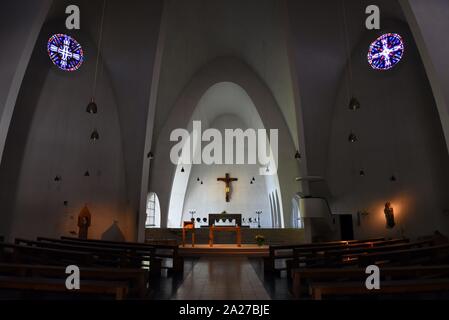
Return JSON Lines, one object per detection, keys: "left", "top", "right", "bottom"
{"left": 182, "top": 221, "right": 195, "bottom": 247}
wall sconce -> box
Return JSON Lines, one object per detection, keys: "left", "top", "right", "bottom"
{"left": 147, "top": 152, "right": 154, "bottom": 159}
{"left": 384, "top": 202, "right": 396, "bottom": 229}
{"left": 295, "top": 151, "right": 301, "bottom": 160}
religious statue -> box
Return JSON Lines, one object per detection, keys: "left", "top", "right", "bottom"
{"left": 217, "top": 173, "right": 238, "bottom": 202}
{"left": 384, "top": 202, "right": 395, "bottom": 229}
{"left": 77, "top": 205, "right": 92, "bottom": 239}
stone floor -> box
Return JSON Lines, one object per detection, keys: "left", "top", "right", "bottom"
{"left": 172, "top": 256, "right": 271, "bottom": 300}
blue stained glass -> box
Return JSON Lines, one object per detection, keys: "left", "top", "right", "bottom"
{"left": 367, "top": 33, "right": 404, "bottom": 70}
{"left": 47, "top": 34, "right": 84, "bottom": 72}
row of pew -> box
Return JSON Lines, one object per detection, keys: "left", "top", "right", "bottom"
{"left": 0, "top": 236, "right": 184, "bottom": 300}
{"left": 264, "top": 233, "right": 449, "bottom": 300}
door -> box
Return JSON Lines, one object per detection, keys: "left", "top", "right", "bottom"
{"left": 339, "top": 214, "right": 354, "bottom": 240}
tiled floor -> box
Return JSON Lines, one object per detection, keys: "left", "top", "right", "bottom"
{"left": 172, "top": 256, "right": 271, "bottom": 300}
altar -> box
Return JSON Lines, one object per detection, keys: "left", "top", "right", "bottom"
{"left": 208, "top": 213, "right": 242, "bottom": 247}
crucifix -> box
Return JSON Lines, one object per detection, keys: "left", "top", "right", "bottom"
{"left": 217, "top": 173, "right": 238, "bottom": 202}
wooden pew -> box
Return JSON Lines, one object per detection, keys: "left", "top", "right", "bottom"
{"left": 287, "top": 239, "right": 429, "bottom": 273}
{"left": 0, "top": 275, "right": 128, "bottom": 300}
{"left": 291, "top": 265, "right": 449, "bottom": 298}
{"left": 357, "top": 243, "right": 449, "bottom": 267}
{"left": 264, "top": 237, "right": 387, "bottom": 274}
{"left": 59, "top": 237, "right": 184, "bottom": 275}
{"left": 0, "top": 263, "right": 147, "bottom": 298}
{"left": 0, "top": 242, "right": 94, "bottom": 266}
{"left": 310, "top": 278, "right": 449, "bottom": 300}
{"left": 36, "top": 237, "right": 162, "bottom": 277}
{"left": 16, "top": 238, "right": 129, "bottom": 267}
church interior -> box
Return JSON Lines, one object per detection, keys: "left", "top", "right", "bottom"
{"left": 1, "top": 0, "right": 449, "bottom": 304}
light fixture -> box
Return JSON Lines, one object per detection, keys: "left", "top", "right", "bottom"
{"left": 197, "top": 177, "right": 200, "bottom": 182}
{"left": 250, "top": 181, "right": 253, "bottom": 185}
{"left": 84, "top": 171, "right": 90, "bottom": 177}
{"left": 348, "top": 97, "right": 360, "bottom": 111}
{"left": 390, "top": 175, "right": 397, "bottom": 182}
{"left": 252, "top": 177, "right": 255, "bottom": 181}
{"left": 54, "top": 175, "right": 62, "bottom": 182}
{"left": 181, "top": 167, "right": 185, "bottom": 173}
{"left": 266, "top": 166, "right": 270, "bottom": 173}
{"left": 201, "top": 181, "right": 203, "bottom": 185}
{"left": 147, "top": 152, "right": 154, "bottom": 159}
{"left": 348, "top": 132, "right": 358, "bottom": 143}
{"left": 86, "top": 98, "right": 98, "bottom": 114}
{"left": 90, "top": 129, "right": 99, "bottom": 141}
{"left": 295, "top": 151, "right": 301, "bottom": 160}
{"left": 359, "top": 170, "right": 365, "bottom": 177}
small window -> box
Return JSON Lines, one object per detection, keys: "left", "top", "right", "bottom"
{"left": 145, "top": 192, "right": 161, "bottom": 228}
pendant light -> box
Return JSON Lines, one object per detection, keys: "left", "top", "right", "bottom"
{"left": 348, "top": 97, "right": 360, "bottom": 111}
{"left": 348, "top": 132, "right": 358, "bottom": 143}
{"left": 90, "top": 129, "right": 100, "bottom": 141}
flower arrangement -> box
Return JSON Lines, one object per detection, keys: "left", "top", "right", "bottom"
{"left": 255, "top": 234, "right": 265, "bottom": 246}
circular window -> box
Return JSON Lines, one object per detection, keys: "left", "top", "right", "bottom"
{"left": 47, "top": 34, "right": 84, "bottom": 71}
{"left": 367, "top": 33, "right": 404, "bottom": 70}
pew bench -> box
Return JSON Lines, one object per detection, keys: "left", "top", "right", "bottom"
{"left": 291, "top": 265, "right": 449, "bottom": 298}
{"left": 60, "top": 237, "right": 184, "bottom": 275}
{"left": 0, "top": 275, "right": 128, "bottom": 300}
{"left": 310, "top": 278, "right": 449, "bottom": 300}
{"left": 36, "top": 237, "right": 162, "bottom": 277}
{"left": 264, "top": 238, "right": 387, "bottom": 275}
{"left": 0, "top": 263, "right": 149, "bottom": 298}
{"left": 0, "top": 243, "right": 94, "bottom": 266}
{"left": 287, "top": 239, "right": 429, "bottom": 274}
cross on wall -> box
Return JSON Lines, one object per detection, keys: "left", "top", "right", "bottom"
{"left": 217, "top": 173, "right": 238, "bottom": 202}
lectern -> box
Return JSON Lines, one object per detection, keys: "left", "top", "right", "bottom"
{"left": 182, "top": 221, "right": 195, "bottom": 247}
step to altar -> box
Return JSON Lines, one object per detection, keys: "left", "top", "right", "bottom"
{"left": 145, "top": 228, "right": 305, "bottom": 246}
{"left": 178, "top": 244, "right": 269, "bottom": 257}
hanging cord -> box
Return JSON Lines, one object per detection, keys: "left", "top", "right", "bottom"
{"left": 340, "top": 0, "right": 358, "bottom": 186}
{"left": 92, "top": 0, "right": 107, "bottom": 98}
{"left": 342, "top": 0, "right": 354, "bottom": 100}
{"left": 88, "top": 0, "right": 107, "bottom": 206}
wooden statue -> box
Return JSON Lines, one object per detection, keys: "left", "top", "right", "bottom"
{"left": 217, "top": 173, "right": 238, "bottom": 202}
{"left": 77, "top": 205, "right": 92, "bottom": 239}
{"left": 384, "top": 202, "right": 395, "bottom": 229}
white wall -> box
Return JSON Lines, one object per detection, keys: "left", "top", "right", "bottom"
{"left": 326, "top": 20, "right": 449, "bottom": 239}
{"left": 148, "top": 59, "right": 299, "bottom": 230}
{"left": 0, "top": 22, "right": 130, "bottom": 241}
{"left": 0, "top": 0, "right": 52, "bottom": 164}
{"left": 181, "top": 114, "right": 272, "bottom": 228}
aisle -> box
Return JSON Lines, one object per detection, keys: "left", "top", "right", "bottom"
{"left": 172, "top": 256, "right": 271, "bottom": 300}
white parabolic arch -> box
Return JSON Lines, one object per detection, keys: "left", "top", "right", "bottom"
{"left": 167, "top": 82, "right": 282, "bottom": 227}
{"left": 147, "top": 57, "right": 300, "bottom": 230}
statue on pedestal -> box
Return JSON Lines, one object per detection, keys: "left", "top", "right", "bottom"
{"left": 384, "top": 202, "right": 395, "bottom": 229}
{"left": 78, "top": 205, "right": 92, "bottom": 239}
